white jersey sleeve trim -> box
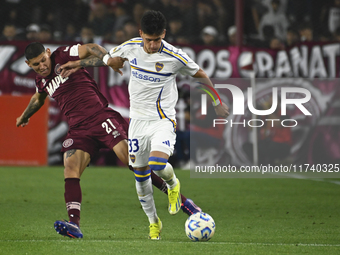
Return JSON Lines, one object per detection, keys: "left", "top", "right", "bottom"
{"left": 69, "top": 44, "right": 81, "bottom": 57}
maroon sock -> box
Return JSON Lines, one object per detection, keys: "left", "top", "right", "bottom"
{"left": 150, "top": 171, "right": 187, "bottom": 203}
{"left": 64, "top": 178, "right": 82, "bottom": 226}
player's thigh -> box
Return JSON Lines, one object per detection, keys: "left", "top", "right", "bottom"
{"left": 112, "top": 139, "right": 129, "bottom": 166}
{"left": 150, "top": 119, "right": 176, "bottom": 157}
{"left": 63, "top": 149, "right": 91, "bottom": 178}
{"left": 128, "top": 119, "right": 151, "bottom": 168}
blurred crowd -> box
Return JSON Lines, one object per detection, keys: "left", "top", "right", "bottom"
{"left": 1, "top": 0, "right": 340, "bottom": 49}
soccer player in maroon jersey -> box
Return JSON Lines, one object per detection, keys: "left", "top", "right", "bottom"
{"left": 16, "top": 42, "right": 201, "bottom": 238}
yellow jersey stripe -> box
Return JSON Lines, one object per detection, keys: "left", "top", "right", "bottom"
{"left": 162, "top": 48, "right": 188, "bottom": 64}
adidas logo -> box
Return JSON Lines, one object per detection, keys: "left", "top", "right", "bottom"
{"left": 130, "top": 58, "right": 137, "bottom": 65}
{"left": 162, "top": 140, "right": 170, "bottom": 147}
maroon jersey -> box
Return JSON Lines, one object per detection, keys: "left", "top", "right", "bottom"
{"left": 35, "top": 45, "right": 109, "bottom": 128}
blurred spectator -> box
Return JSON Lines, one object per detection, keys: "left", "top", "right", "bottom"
{"left": 285, "top": 25, "right": 300, "bottom": 47}
{"left": 26, "top": 23, "right": 40, "bottom": 41}
{"left": 132, "top": 2, "right": 147, "bottom": 28}
{"left": 258, "top": 0, "right": 289, "bottom": 41}
{"left": 298, "top": 22, "right": 314, "bottom": 42}
{"left": 227, "top": 25, "right": 237, "bottom": 46}
{"left": 320, "top": 0, "right": 340, "bottom": 35}
{"left": 88, "top": 2, "right": 115, "bottom": 41}
{"left": 200, "top": 26, "right": 219, "bottom": 46}
{"left": 63, "top": 23, "right": 79, "bottom": 42}
{"left": 166, "top": 16, "right": 189, "bottom": 44}
{"left": 38, "top": 24, "right": 53, "bottom": 42}
{"left": 269, "top": 37, "right": 285, "bottom": 50}
{"left": 0, "top": 23, "right": 21, "bottom": 41}
{"left": 123, "top": 20, "right": 139, "bottom": 39}
{"left": 112, "top": 3, "right": 130, "bottom": 34}
{"left": 153, "top": 0, "right": 181, "bottom": 22}
{"left": 287, "top": 0, "right": 312, "bottom": 25}
{"left": 113, "top": 28, "right": 126, "bottom": 44}
{"left": 187, "top": 0, "right": 219, "bottom": 42}
{"left": 76, "top": 25, "right": 95, "bottom": 44}
{"left": 89, "top": 0, "right": 125, "bottom": 14}
{"left": 317, "top": 27, "right": 333, "bottom": 42}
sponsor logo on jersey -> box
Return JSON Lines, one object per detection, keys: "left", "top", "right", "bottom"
{"left": 132, "top": 71, "right": 161, "bottom": 82}
{"left": 130, "top": 154, "right": 136, "bottom": 163}
{"left": 155, "top": 62, "right": 164, "bottom": 72}
{"left": 63, "top": 138, "right": 73, "bottom": 148}
{"left": 45, "top": 75, "right": 69, "bottom": 96}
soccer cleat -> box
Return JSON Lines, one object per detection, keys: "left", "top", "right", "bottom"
{"left": 54, "top": 220, "right": 83, "bottom": 238}
{"left": 148, "top": 217, "right": 162, "bottom": 240}
{"left": 181, "top": 198, "right": 202, "bottom": 216}
{"left": 168, "top": 178, "right": 181, "bottom": 215}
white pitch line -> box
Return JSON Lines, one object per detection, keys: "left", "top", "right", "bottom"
{"left": 269, "top": 172, "right": 340, "bottom": 186}
{"left": 0, "top": 240, "right": 340, "bottom": 247}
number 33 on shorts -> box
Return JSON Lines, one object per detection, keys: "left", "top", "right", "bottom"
{"left": 128, "top": 139, "right": 139, "bottom": 153}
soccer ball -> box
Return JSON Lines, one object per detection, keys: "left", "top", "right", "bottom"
{"left": 185, "top": 212, "right": 215, "bottom": 241}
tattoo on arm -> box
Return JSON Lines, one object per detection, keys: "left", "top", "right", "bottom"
{"left": 80, "top": 56, "right": 105, "bottom": 67}
{"left": 89, "top": 45, "right": 106, "bottom": 59}
{"left": 65, "top": 149, "right": 76, "bottom": 158}
{"left": 80, "top": 44, "right": 108, "bottom": 67}
{"left": 22, "top": 96, "right": 44, "bottom": 119}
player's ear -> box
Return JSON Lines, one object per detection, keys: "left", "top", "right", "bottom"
{"left": 139, "top": 29, "right": 143, "bottom": 37}
{"left": 162, "top": 29, "right": 166, "bottom": 38}
{"left": 46, "top": 48, "right": 51, "bottom": 56}
{"left": 25, "top": 60, "right": 31, "bottom": 68}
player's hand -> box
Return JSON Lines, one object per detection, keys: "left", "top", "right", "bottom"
{"left": 59, "top": 61, "right": 81, "bottom": 78}
{"left": 16, "top": 115, "right": 29, "bottom": 127}
{"left": 214, "top": 102, "right": 230, "bottom": 118}
{"left": 107, "top": 57, "right": 128, "bottom": 76}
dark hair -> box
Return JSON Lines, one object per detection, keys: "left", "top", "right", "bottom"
{"left": 25, "top": 42, "right": 45, "bottom": 60}
{"left": 140, "top": 10, "right": 166, "bottom": 35}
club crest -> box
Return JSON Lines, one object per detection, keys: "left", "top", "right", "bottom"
{"left": 63, "top": 138, "right": 73, "bottom": 148}
{"left": 155, "top": 62, "right": 164, "bottom": 72}
{"left": 55, "top": 63, "right": 61, "bottom": 75}
{"left": 130, "top": 154, "right": 136, "bottom": 163}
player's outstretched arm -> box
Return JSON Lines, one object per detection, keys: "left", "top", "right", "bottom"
{"left": 16, "top": 92, "right": 48, "bottom": 127}
{"left": 59, "top": 43, "right": 127, "bottom": 77}
{"left": 192, "top": 68, "right": 230, "bottom": 118}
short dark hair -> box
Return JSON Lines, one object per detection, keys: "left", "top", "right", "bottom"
{"left": 25, "top": 42, "right": 45, "bottom": 60}
{"left": 140, "top": 10, "right": 166, "bottom": 35}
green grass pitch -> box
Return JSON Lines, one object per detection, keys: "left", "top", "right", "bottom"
{"left": 0, "top": 166, "right": 339, "bottom": 254}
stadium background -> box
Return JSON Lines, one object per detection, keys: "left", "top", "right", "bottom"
{"left": 1, "top": 0, "right": 340, "bottom": 167}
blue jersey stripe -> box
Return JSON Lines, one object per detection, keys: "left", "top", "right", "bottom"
{"left": 131, "top": 65, "right": 172, "bottom": 77}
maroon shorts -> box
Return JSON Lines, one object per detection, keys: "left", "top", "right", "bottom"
{"left": 61, "top": 108, "right": 128, "bottom": 159}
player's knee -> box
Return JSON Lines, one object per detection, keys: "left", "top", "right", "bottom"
{"left": 148, "top": 156, "right": 168, "bottom": 171}
{"left": 64, "top": 159, "right": 81, "bottom": 178}
{"left": 134, "top": 169, "right": 151, "bottom": 182}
